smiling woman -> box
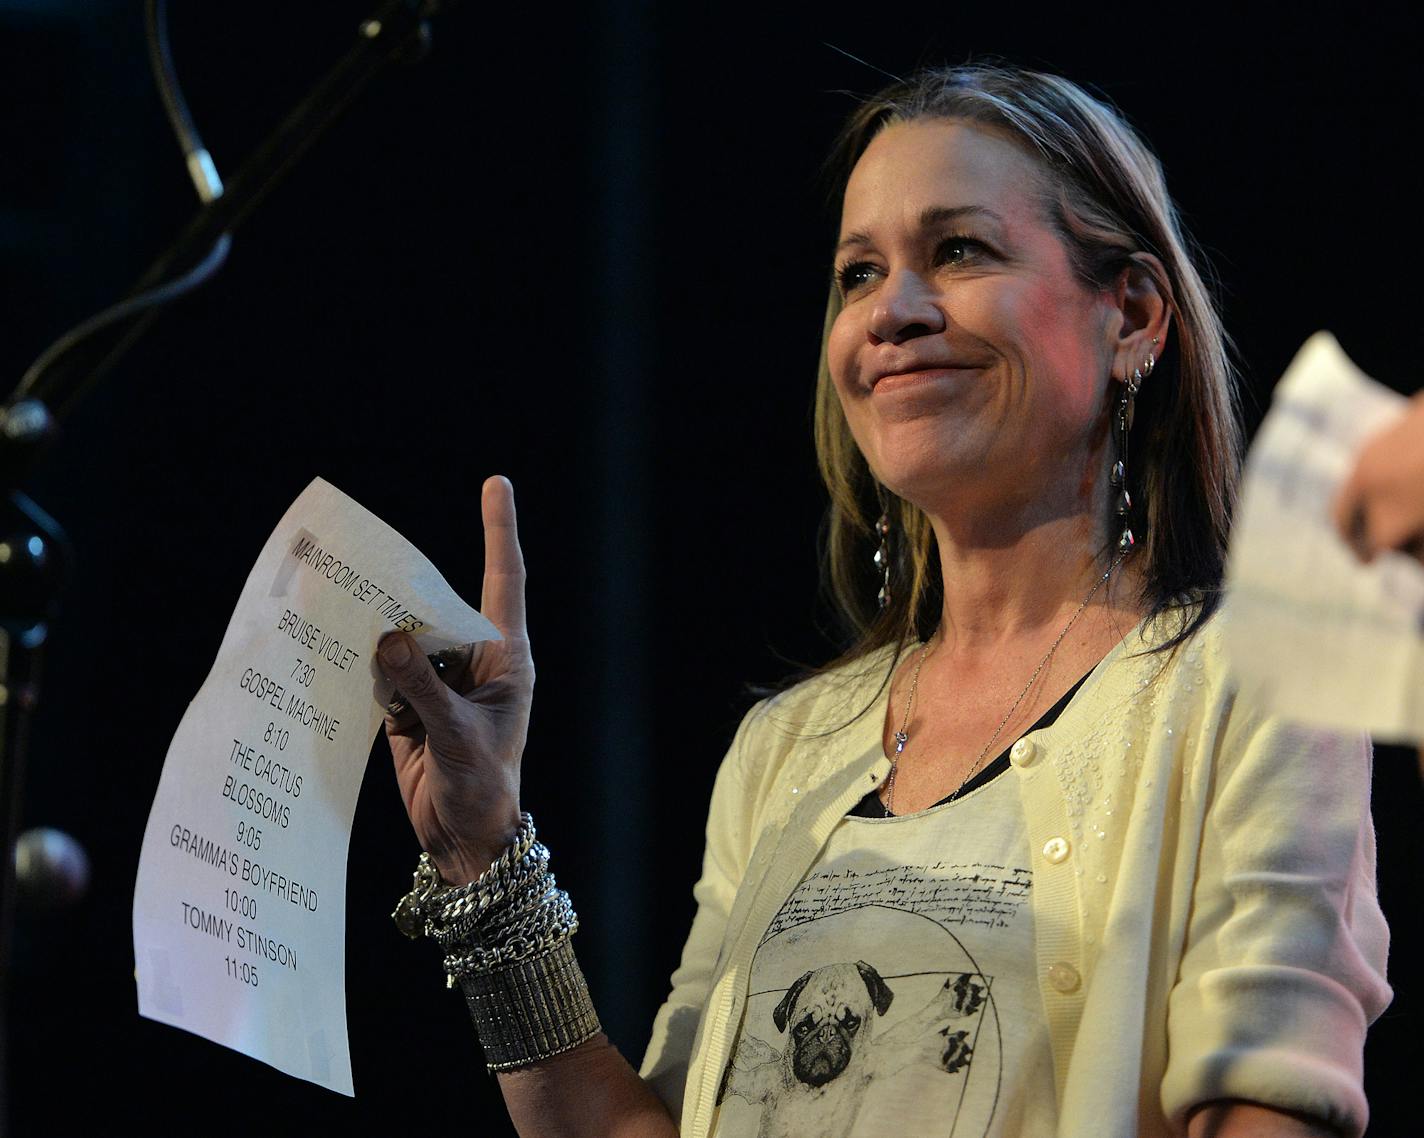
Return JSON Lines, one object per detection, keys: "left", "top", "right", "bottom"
{"left": 375, "top": 64, "right": 1390, "bottom": 1138}
{"left": 815, "top": 69, "right": 1239, "bottom": 664}
{"left": 831, "top": 121, "right": 1129, "bottom": 531}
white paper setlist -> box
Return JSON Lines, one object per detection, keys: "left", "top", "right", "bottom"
{"left": 133, "top": 478, "right": 499, "bottom": 1095}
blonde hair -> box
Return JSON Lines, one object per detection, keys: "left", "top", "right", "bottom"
{"left": 815, "top": 64, "right": 1241, "bottom": 664}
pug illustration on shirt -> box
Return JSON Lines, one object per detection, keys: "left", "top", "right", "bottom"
{"left": 719, "top": 960, "right": 985, "bottom": 1138}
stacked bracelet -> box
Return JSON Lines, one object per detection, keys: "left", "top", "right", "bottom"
{"left": 393, "top": 813, "right": 601, "bottom": 1070}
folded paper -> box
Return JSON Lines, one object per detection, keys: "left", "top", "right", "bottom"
{"left": 1224, "top": 332, "right": 1424, "bottom": 743}
{"left": 133, "top": 478, "right": 498, "bottom": 1094}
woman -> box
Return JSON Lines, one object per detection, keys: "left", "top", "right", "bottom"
{"left": 379, "top": 66, "right": 1390, "bottom": 1137}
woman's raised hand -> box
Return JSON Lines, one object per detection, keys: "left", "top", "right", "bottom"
{"left": 378, "top": 476, "right": 531, "bottom": 885}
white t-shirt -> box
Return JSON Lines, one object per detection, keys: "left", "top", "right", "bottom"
{"left": 712, "top": 767, "right": 1057, "bottom": 1138}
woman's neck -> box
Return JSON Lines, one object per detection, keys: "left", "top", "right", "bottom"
{"left": 925, "top": 506, "right": 1143, "bottom": 655}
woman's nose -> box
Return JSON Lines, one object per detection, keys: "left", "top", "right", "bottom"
{"left": 867, "top": 270, "right": 945, "bottom": 345}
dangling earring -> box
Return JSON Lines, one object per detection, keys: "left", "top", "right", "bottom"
{"left": 873, "top": 489, "right": 893, "bottom": 609}
{"left": 1111, "top": 369, "right": 1139, "bottom": 553}
{"left": 1111, "top": 338, "right": 1157, "bottom": 553}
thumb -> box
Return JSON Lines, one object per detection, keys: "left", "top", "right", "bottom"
{"left": 378, "top": 632, "right": 455, "bottom": 727}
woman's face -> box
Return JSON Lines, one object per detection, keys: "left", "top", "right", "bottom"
{"left": 828, "top": 118, "right": 1120, "bottom": 518}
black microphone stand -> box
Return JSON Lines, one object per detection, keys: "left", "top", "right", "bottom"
{"left": 0, "top": 2, "right": 454, "bottom": 1129}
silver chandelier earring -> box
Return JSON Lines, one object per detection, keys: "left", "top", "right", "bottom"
{"left": 1111, "top": 338, "right": 1158, "bottom": 553}
{"left": 873, "top": 489, "right": 893, "bottom": 609}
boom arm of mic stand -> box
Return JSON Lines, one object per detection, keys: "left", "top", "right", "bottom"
{"left": 28, "top": 0, "right": 453, "bottom": 420}
{"left": 0, "top": 4, "right": 455, "bottom": 1130}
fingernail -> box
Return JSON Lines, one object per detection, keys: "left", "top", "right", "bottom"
{"left": 380, "top": 635, "right": 412, "bottom": 668}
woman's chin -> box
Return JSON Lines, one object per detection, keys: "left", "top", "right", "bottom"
{"left": 869, "top": 438, "right": 992, "bottom": 501}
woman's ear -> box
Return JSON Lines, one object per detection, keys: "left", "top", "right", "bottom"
{"left": 1108, "top": 253, "right": 1172, "bottom": 382}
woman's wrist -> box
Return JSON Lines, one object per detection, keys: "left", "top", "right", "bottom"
{"left": 394, "top": 811, "right": 602, "bottom": 1072}
{"left": 429, "top": 802, "right": 524, "bottom": 885}
{"left": 459, "top": 940, "right": 601, "bottom": 1070}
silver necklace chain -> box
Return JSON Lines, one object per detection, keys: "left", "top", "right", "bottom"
{"left": 883, "top": 551, "right": 1126, "bottom": 817}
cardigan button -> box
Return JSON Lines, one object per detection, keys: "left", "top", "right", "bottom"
{"left": 1041, "top": 836, "right": 1071, "bottom": 864}
{"left": 1046, "top": 962, "right": 1081, "bottom": 993}
{"left": 1009, "top": 737, "right": 1037, "bottom": 766}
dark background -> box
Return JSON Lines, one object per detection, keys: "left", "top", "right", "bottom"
{"left": 2, "top": 1, "right": 1420, "bottom": 1134}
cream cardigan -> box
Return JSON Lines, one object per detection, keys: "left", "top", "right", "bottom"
{"left": 639, "top": 615, "right": 1391, "bottom": 1138}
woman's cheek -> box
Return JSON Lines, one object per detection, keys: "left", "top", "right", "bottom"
{"left": 826, "top": 313, "right": 861, "bottom": 398}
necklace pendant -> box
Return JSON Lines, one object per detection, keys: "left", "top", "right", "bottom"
{"left": 893, "top": 730, "right": 908, "bottom": 754}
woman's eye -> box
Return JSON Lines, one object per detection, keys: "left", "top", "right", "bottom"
{"left": 835, "top": 236, "right": 986, "bottom": 296}
{"left": 937, "top": 235, "right": 982, "bottom": 266}
{"left": 835, "top": 261, "right": 879, "bottom": 295}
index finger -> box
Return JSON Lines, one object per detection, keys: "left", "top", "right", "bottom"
{"left": 481, "top": 474, "right": 527, "bottom": 636}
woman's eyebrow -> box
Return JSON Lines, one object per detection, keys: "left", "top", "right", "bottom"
{"left": 835, "top": 230, "right": 873, "bottom": 255}
{"left": 836, "top": 204, "right": 1007, "bottom": 253}
{"left": 920, "top": 204, "right": 1005, "bottom": 229}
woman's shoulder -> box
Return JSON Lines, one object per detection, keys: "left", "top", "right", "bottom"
{"left": 1100, "top": 600, "right": 1228, "bottom": 684}
{"left": 1095, "top": 602, "right": 1353, "bottom": 752}
{"left": 723, "top": 644, "right": 899, "bottom": 782}
{"left": 1049, "top": 602, "right": 1231, "bottom": 741}
{"left": 749, "top": 643, "right": 899, "bottom": 732}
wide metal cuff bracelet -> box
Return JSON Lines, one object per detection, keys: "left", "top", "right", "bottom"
{"left": 458, "top": 939, "right": 602, "bottom": 1071}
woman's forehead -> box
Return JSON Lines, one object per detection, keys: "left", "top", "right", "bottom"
{"left": 839, "top": 119, "right": 1049, "bottom": 235}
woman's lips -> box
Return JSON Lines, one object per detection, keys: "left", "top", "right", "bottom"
{"left": 871, "top": 366, "right": 980, "bottom": 394}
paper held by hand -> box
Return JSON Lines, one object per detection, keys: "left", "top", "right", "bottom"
{"left": 132, "top": 478, "right": 499, "bottom": 1095}
{"left": 1223, "top": 331, "right": 1424, "bottom": 743}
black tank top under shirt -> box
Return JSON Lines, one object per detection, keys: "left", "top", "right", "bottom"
{"left": 848, "top": 671, "right": 1091, "bottom": 818}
